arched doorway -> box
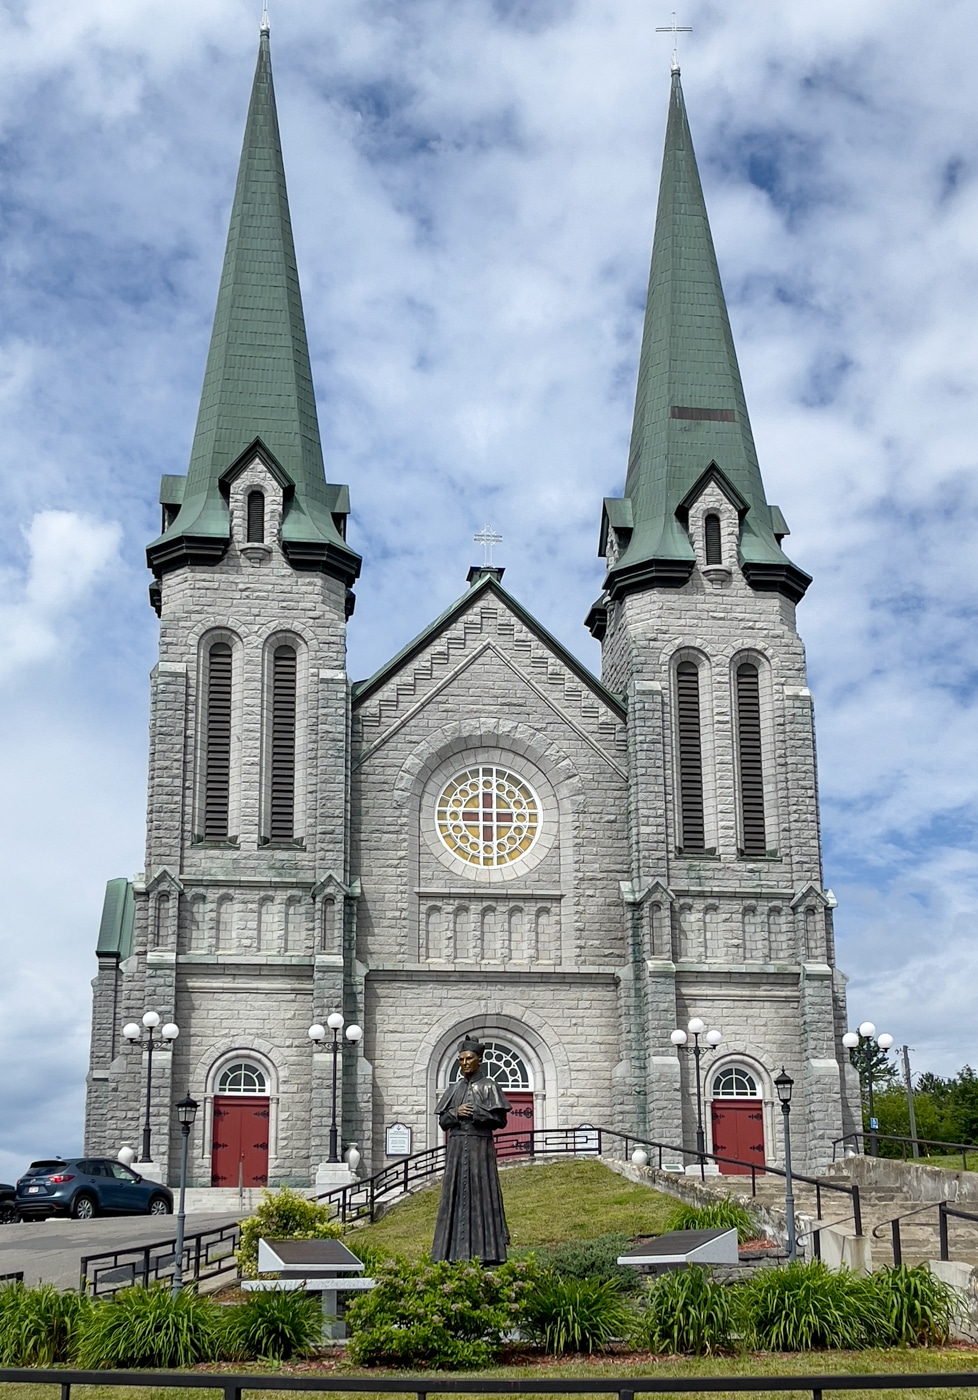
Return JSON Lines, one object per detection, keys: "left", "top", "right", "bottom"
{"left": 710, "top": 1065, "right": 765, "bottom": 1175}
{"left": 211, "top": 1062, "right": 270, "bottom": 1188}
{"left": 447, "top": 1040, "right": 534, "bottom": 1159}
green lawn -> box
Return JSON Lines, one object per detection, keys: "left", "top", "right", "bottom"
{"left": 346, "top": 1158, "right": 677, "bottom": 1260}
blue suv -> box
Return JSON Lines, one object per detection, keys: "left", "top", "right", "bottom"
{"left": 16, "top": 1158, "right": 173, "bottom": 1220}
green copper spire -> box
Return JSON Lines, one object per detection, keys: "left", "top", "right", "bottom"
{"left": 148, "top": 26, "right": 360, "bottom": 587}
{"left": 601, "top": 69, "right": 808, "bottom": 603}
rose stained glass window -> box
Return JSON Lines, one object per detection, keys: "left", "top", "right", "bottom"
{"left": 436, "top": 766, "right": 540, "bottom": 868}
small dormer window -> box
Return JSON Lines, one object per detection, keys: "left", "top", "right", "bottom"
{"left": 247, "top": 491, "right": 265, "bottom": 543}
{"left": 704, "top": 514, "right": 722, "bottom": 566}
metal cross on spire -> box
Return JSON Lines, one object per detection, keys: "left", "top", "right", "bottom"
{"left": 474, "top": 524, "right": 503, "bottom": 567}
{"left": 655, "top": 13, "right": 692, "bottom": 73}
{"left": 260, "top": 1, "right": 270, "bottom": 34}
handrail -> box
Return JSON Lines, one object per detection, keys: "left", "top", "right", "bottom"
{"left": 1, "top": 1365, "right": 978, "bottom": 1398}
{"left": 317, "top": 1124, "right": 863, "bottom": 1237}
{"left": 940, "top": 1200, "right": 978, "bottom": 1261}
{"left": 80, "top": 1220, "right": 240, "bottom": 1297}
{"left": 833, "top": 1128, "right": 978, "bottom": 1167}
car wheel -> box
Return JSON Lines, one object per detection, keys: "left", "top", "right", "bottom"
{"left": 71, "top": 1193, "right": 97, "bottom": 1221}
{"left": 0, "top": 1200, "right": 18, "bottom": 1225}
{"left": 148, "top": 1195, "right": 171, "bottom": 1216}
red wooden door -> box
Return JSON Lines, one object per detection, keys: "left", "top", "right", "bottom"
{"left": 496, "top": 1092, "right": 534, "bottom": 1159}
{"left": 211, "top": 1096, "right": 270, "bottom": 1187}
{"left": 711, "top": 1099, "right": 765, "bottom": 1175}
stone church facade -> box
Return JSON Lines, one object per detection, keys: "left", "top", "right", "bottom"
{"left": 85, "top": 27, "right": 859, "bottom": 1194}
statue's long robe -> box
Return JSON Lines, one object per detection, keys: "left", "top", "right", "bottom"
{"left": 432, "top": 1071, "right": 511, "bottom": 1263}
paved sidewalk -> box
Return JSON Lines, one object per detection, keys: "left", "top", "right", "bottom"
{"left": 0, "top": 1212, "right": 242, "bottom": 1290}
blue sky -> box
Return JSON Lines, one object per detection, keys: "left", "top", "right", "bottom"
{"left": 0, "top": 0, "right": 975, "bottom": 1176}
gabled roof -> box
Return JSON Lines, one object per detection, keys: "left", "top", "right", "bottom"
{"left": 147, "top": 27, "right": 359, "bottom": 587}
{"left": 603, "top": 69, "right": 809, "bottom": 605}
{"left": 353, "top": 572, "right": 626, "bottom": 719}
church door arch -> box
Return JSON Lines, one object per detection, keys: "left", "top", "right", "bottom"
{"left": 447, "top": 1040, "right": 535, "bottom": 1159}
{"left": 710, "top": 1064, "right": 765, "bottom": 1176}
{"left": 211, "top": 1061, "right": 270, "bottom": 1188}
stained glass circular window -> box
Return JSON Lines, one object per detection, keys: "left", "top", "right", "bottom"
{"left": 436, "top": 766, "right": 540, "bottom": 868}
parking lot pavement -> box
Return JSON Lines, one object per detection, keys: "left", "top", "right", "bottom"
{"left": 0, "top": 1212, "right": 243, "bottom": 1290}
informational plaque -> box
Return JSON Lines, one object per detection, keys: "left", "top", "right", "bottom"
{"left": 386, "top": 1122, "right": 412, "bottom": 1156}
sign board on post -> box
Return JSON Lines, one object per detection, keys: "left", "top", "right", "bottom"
{"left": 386, "top": 1122, "right": 412, "bottom": 1156}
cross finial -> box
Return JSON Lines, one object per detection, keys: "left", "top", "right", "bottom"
{"left": 260, "top": 1, "right": 270, "bottom": 34}
{"left": 474, "top": 524, "right": 503, "bottom": 568}
{"left": 655, "top": 13, "right": 692, "bottom": 74}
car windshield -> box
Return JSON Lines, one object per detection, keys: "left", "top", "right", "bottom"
{"left": 23, "top": 1161, "right": 66, "bottom": 1176}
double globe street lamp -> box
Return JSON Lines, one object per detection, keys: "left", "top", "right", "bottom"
{"left": 842, "top": 1020, "right": 893, "bottom": 1157}
{"left": 308, "top": 1013, "right": 362, "bottom": 1163}
{"left": 122, "top": 1012, "right": 179, "bottom": 1163}
{"left": 671, "top": 1018, "right": 722, "bottom": 1166}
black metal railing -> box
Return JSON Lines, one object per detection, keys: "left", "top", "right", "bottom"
{"left": 1, "top": 1366, "right": 978, "bottom": 1400}
{"left": 80, "top": 1221, "right": 240, "bottom": 1297}
{"left": 940, "top": 1200, "right": 978, "bottom": 1261}
{"left": 869, "top": 1198, "right": 978, "bottom": 1266}
{"left": 317, "top": 1124, "right": 862, "bottom": 1239}
{"left": 833, "top": 1128, "right": 978, "bottom": 1169}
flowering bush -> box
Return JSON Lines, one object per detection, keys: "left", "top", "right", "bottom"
{"left": 236, "top": 1187, "right": 342, "bottom": 1278}
{"left": 345, "top": 1256, "right": 537, "bottom": 1369}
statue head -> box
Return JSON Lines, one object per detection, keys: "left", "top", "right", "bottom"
{"left": 457, "top": 1037, "right": 485, "bottom": 1078}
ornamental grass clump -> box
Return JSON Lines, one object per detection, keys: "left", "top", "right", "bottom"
{"left": 527, "top": 1234, "right": 641, "bottom": 1292}
{"left": 664, "top": 1199, "right": 761, "bottom": 1244}
{"left": 0, "top": 1283, "right": 91, "bottom": 1365}
{"left": 866, "top": 1264, "right": 958, "bottom": 1346}
{"left": 223, "top": 1289, "right": 323, "bottom": 1361}
{"left": 635, "top": 1265, "right": 737, "bottom": 1355}
{"left": 237, "top": 1186, "right": 342, "bottom": 1278}
{"left": 74, "top": 1284, "right": 223, "bottom": 1369}
{"left": 520, "top": 1274, "right": 632, "bottom": 1355}
{"left": 345, "top": 1256, "right": 535, "bottom": 1369}
{"left": 738, "top": 1260, "right": 885, "bottom": 1351}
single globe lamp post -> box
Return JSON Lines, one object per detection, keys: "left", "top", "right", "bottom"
{"left": 122, "top": 1012, "right": 179, "bottom": 1163}
{"left": 309, "top": 1014, "right": 363, "bottom": 1162}
{"left": 671, "top": 1018, "right": 722, "bottom": 1169}
{"left": 171, "top": 1093, "right": 199, "bottom": 1296}
{"left": 774, "top": 1068, "right": 797, "bottom": 1262}
{"left": 843, "top": 1022, "right": 893, "bottom": 1157}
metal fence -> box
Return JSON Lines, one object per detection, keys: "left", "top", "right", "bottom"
{"left": 80, "top": 1221, "right": 240, "bottom": 1297}
{"left": 834, "top": 1129, "right": 978, "bottom": 1169}
{"left": 2, "top": 1366, "right": 978, "bottom": 1400}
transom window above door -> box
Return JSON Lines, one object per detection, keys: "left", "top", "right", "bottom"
{"left": 448, "top": 1040, "right": 532, "bottom": 1090}
{"left": 218, "top": 1062, "right": 268, "bottom": 1094}
{"left": 712, "top": 1066, "right": 760, "bottom": 1098}
{"left": 436, "top": 766, "right": 540, "bottom": 868}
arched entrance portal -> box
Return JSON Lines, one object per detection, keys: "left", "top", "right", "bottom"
{"left": 710, "top": 1065, "right": 765, "bottom": 1175}
{"left": 448, "top": 1041, "right": 534, "bottom": 1158}
{"left": 211, "top": 1062, "right": 270, "bottom": 1188}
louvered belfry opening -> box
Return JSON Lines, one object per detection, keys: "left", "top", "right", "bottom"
{"left": 676, "top": 660, "right": 706, "bottom": 851}
{"left": 247, "top": 490, "right": 265, "bottom": 543}
{"left": 270, "top": 645, "right": 297, "bottom": 840}
{"left": 704, "top": 513, "right": 722, "bottom": 565}
{"left": 736, "top": 662, "right": 766, "bottom": 855}
{"left": 204, "top": 643, "right": 233, "bottom": 839}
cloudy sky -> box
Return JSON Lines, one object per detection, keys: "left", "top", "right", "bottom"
{"left": 0, "top": 0, "right": 975, "bottom": 1177}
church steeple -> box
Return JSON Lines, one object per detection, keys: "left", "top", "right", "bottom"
{"left": 601, "top": 69, "right": 808, "bottom": 604}
{"left": 147, "top": 24, "right": 360, "bottom": 588}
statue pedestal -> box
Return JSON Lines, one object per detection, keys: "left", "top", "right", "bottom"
{"left": 315, "top": 1162, "right": 358, "bottom": 1194}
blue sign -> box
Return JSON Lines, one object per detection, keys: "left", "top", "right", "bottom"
{"left": 869, "top": 1117, "right": 879, "bottom": 1129}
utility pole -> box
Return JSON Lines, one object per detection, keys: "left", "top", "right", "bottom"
{"left": 902, "top": 1044, "right": 919, "bottom": 1157}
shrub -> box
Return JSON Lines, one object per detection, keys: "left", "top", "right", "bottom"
{"left": 74, "top": 1284, "right": 223, "bottom": 1368}
{"left": 664, "top": 1199, "right": 760, "bottom": 1244}
{"left": 343, "top": 1240, "right": 396, "bottom": 1277}
{"left": 0, "top": 1283, "right": 91, "bottom": 1365}
{"left": 865, "top": 1264, "right": 957, "bottom": 1345}
{"left": 520, "top": 1274, "right": 631, "bottom": 1355}
{"left": 345, "top": 1255, "right": 535, "bottom": 1369}
{"left": 634, "top": 1265, "right": 736, "bottom": 1355}
{"left": 738, "top": 1261, "right": 885, "bottom": 1351}
{"left": 237, "top": 1187, "right": 342, "bottom": 1278}
{"left": 526, "top": 1234, "right": 641, "bottom": 1293}
{"left": 223, "top": 1288, "right": 323, "bottom": 1361}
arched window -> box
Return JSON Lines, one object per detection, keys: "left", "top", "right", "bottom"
{"left": 736, "top": 663, "right": 766, "bottom": 855}
{"left": 247, "top": 490, "right": 265, "bottom": 543}
{"left": 676, "top": 661, "right": 705, "bottom": 851}
{"left": 448, "top": 1041, "right": 531, "bottom": 1090}
{"left": 713, "top": 1066, "right": 760, "bottom": 1098}
{"left": 704, "top": 513, "right": 722, "bottom": 565}
{"left": 269, "top": 645, "right": 297, "bottom": 840}
{"left": 218, "top": 1062, "right": 268, "bottom": 1094}
{"left": 204, "top": 642, "right": 232, "bottom": 839}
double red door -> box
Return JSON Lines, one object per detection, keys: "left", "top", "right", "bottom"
{"left": 496, "top": 1092, "right": 534, "bottom": 1159}
{"left": 211, "top": 1096, "right": 270, "bottom": 1187}
{"left": 711, "top": 1099, "right": 765, "bottom": 1175}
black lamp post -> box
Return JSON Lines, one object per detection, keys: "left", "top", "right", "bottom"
{"left": 309, "top": 1013, "right": 363, "bottom": 1162}
{"left": 671, "top": 1017, "right": 722, "bottom": 1169}
{"left": 774, "top": 1067, "right": 797, "bottom": 1263}
{"left": 171, "top": 1093, "right": 199, "bottom": 1295}
{"left": 842, "top": 1021, "right": 893, "bottom": 1157}
{"left": 122, "top": 1011, "right": 179, "bottom": 1162}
